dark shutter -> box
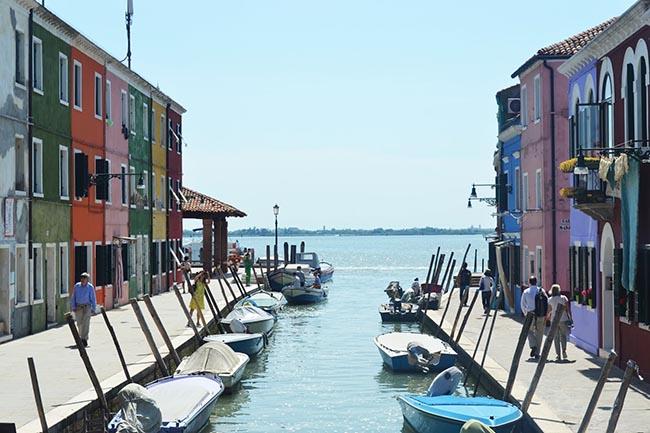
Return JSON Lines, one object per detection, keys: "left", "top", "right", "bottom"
{"left": 513, "top": 245, "right": 521, "bottom": 286}
{"left": 569, "top": 247, "right": 576, "bottom": 302}
{"left": 95, "top": 244, "right": 106, "bottom": 286}
{"left": 614, "top": 248, "right": 627, "bottom": 317}
{"left": 153, "top": 242, "right": 159, "bottom": 275}
{"left": 498, "top": 173, "right": 508, "bottom": 213}
{"left": 74, "top": 246, "right": 87, "bottom": 283}
{"left": 95, "top": 159, "right": 109, "bottom": 201}
{"left": 578, "top": 247, "right": 587, "bottom": 305}
{"left": 122, "top": 244, "right": 129, "bottom": 279}
{"left": 638, "top": 247, "right": 650, "bottom": 324}
{"left": 590, "top": 247, "right": 598, "bottom": 309}
{"left": 161, "top": 241, "right": 168, "bottom": 273}
{"left": 74, "top": 152, "right": 89, "bottom": 198}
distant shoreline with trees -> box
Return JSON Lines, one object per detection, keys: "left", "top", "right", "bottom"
{"left": 183, "top": 226, "right": 491, "bottom": 237}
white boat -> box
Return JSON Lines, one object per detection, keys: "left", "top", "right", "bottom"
{"left": 374, "top": 332, "right": 457, "bottom": 373}
{"left": 281, "top": 285, "right": 329, "bottom": 305}
{"left": 221, "top": 305, "right": 276, "bottom": 336}
{"left": 235, "top": 290, "right": 286, "bottom": 313}
{"left": 204, "top": 332, "right": 265, "bottom": 357}
{"left": 175, "top": 341, "right": 249, "bottom": 391}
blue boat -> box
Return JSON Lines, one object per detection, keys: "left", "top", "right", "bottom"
{"left": 204, "top": 333, "right": 265, "bottom": 357}
{"left": 108, "top": 374, "right": 224, "bottom": 433}
{"left": 281, "top": 285, "right": 329, "bottom": 305}
{"left": 374, "top": 332, "right": 457, "bottom": 372}
{"left": 397, "top": 395, "right": 522, "bottom": 433}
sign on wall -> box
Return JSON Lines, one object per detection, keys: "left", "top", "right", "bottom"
{"left": 4, "top": 198, "right": 14, "bottom": 238}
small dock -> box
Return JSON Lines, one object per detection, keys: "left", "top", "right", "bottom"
{"left": 425, "top": 289, "right": 650, "bottom": 433}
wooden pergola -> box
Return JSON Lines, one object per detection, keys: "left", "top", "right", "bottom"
{"left": 181, "top": 187, "right": 246, "bottom": 272}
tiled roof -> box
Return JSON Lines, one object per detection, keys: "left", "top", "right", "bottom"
{"left": 512, "top": 17, "right": 617, "bottom": 77}
{"left": 181, "top": 187, "right": 247, "bottom": 217}
{"left": 536, "top": 17, "right": 617, "bottom": 56}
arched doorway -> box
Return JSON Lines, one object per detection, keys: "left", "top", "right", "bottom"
{"left": 600, "top": 223, "right": 615, "bottom": 353}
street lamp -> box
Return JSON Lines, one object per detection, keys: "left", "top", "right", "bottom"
{"left": 273, "top": 204, "right": 279, "bottom": 266}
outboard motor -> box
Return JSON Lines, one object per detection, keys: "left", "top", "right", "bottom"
{"left": 426, "top": 366, "right": 463, "bottom": 397}
{"left": 115, "top": 383, "right": 162, "bottom": 433}
{"left": 230, "top": 318, "right": 249, "bottom": 334}
{"left": 406, "top": 341, "right": 441, "bottom": 373}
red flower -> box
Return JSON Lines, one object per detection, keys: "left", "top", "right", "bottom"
{"left": 582, "top": 290, "right": 587, "bottom": 297}
{"left": 619, "top": 298, "right": 626, "bottom": 305}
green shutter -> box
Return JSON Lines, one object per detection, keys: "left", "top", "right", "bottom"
{"left": 614, "top": 248, "right": 627, "bottom": 317}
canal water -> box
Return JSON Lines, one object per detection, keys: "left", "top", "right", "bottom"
{"left": 206, "top": 235, "right": 489, "bottom": 432}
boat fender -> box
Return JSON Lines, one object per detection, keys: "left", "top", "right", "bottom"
{"left": 263, "top": 333, "right": 269, "bottom": 347}
{"left": 243, "top": 299, "right": 259, "bottom": 307}
{"left": 426, "top": 366, "right": 463, "bottom": 397}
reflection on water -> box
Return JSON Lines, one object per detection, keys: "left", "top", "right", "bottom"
{"left": 207, "top": 235, "right": 487, "bottom": 432}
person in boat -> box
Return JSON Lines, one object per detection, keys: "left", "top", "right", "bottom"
{"left": 401, "top": 285, "right": 416, "bottom": 303}
{"left": 291, "top": 272, "right": 301, "bottom": 288}
{"left": 188, "top": 271, "right": 209, "bottom": 327}
{"left": 296, "top": 266, "right": 306, "bottom": 287}
{"left": 411, "top": 277, "right": 421, "bottom": 297}
{"left": 311, "top": 271, "right": 322, "bottom": 289}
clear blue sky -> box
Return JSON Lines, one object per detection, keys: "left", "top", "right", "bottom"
{"left": 46, "top": 0, "right": 631, "bottom": 231}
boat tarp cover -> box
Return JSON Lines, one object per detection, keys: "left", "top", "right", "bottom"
{"left": 115, "top": 383, "right": 162, "bottom": 433}
{"left": 376, "top": 332, "right": 452, "bottom": 355}
{"left": 148, "top": 376, "right": 215, "bottom": 421}
{"left": 176, "top": 341, "right": 243, "bottom": 375}
{"left": 461, "top": 419, "right": 497, "bottom": 433}
{"left": 223, "top": 305, "right": 272, "bottom": 323}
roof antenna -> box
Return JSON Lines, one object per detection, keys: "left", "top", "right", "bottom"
{"left": 125, "top": 0, "right": 134, "bottom": 68}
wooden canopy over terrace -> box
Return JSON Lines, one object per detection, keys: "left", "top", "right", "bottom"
{"left": 181, "top": 187, "right": 246, "bottom": 272}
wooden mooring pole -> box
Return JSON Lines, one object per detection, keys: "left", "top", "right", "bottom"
{"left": 473, "top": 249, "right": 478, "bottom": 272}
{"left": 217, "top": 268, "right": 238, "bottom": 302}
{"left": 521, "top": 303, "right": 566, "bottom": 412}
{"left": 130, "top": 299, "right": 168, "bottom": 376}
{"left": 27, "top": 357, "right": 48, "bottom": 433}
{"left": 100, "top": 306, "right": 131, "bottom": 382}
{"left": 143, "top": 295, "right": 182, "bottom": 366}
{"left": 204, "top": 284, "right": 227, "bottom": 333}
{"left": 265, "top": 245, "right": 271, "bottom": 275}
{"left": 503, "top": 312, "right": 534, "bottom": 400}
{"left": 230, "top": 265, "right": 248, "bottom": 297}
{"left": 283, "top": 242, "right": 289, "bottom": 266}
{"left": 462, "top": 295, "right": 493, "bottom": 387}
{"left": 173, "top": 286, "right": 202, "bottom": 344}
{"left": 455, "top": 289, "right": 480, "bottom": 345}
{"left": 577, "top": 350, "right": 618, "bottom": 433}
{"left": 473, "top": 287, "right": 503, "bottom": 397}
{"left": 64, "top": 313, "right": 109, "bottom": 413}
{"left": 215, "top": 273, "right": 233, "bottom": 313}
{"left": 290, "top": 244, "right": 297, "bottom": 264}
{"left": 605, "top": 359, "right": 640, "bottom": 433}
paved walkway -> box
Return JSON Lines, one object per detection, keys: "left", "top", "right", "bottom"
{"left": 428, "top": 289, "right": 650, "bottom": 433}
{"left": 0, "top": 276, "right": 256, "bottom": 431}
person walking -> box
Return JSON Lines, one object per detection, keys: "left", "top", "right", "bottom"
{"left": 188, "top": 271, "right": 208, "bottom": 327}
{"left": 70, "top": 272, "right": 96, "bottom": 348}
{"left": 458, "top": 262, "right": 472, "bottom": 306}
{"left": 520, "top": 276, "right": 548, "bottom": 359}
{"left": 244, "top": 252, "right": 252, "bottom": 286}
{"left": 547, "top": 284, "right": 572, "bottom": 361}
{"left": 478, "top": 269, "right": 494, "bottom": 314}
{"left": 180, "top": 255, "right": 192, "bottom": 293}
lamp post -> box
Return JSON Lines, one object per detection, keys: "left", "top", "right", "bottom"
{"left": 273, "top": 204, "right": 279, "bottom": 269}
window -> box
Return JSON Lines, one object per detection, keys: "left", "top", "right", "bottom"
{"left": 152, "top": 172, "right": 157, "bottom": 209}
{"left": 143, "top": 103, "right": 149, "bottom": 140}
{"left": 176, "top": 124, "right": 182, "bottom": 153}
{"left": 16, "top": 246, "right": 28, "bottom": 304}
{"left": 105, "top": 160, "right": 112, "bottom": 203}
{"left": 160, "top": 175, "right": 166, "bottom": 211}
{"left": 521, "top": 85, "right": 528, "bottom": 127}
{"left": 129, "top": 95, "right": 136, "bottom": 133}
{"left": 167, "top": 119, "right": 173, "bottom": 149}
{"left": 522, "top": 172, "right": 528, "bottom": 211}
{"left": 514, "top": 167, "right": 521, "bottom": 211}
{"left": 176, "top": 180, "right": 182, "bottom": 211}
{"left": 143, "top": 170, "right": 149, "bottom": 209}
{"left": 73, "top": 61, "right": 82, "bottom": 110}
{"left": 639, "top": 59, "right": 648, "bottom": 145}
{"left": 95, "top": 244, "right": 112, "bottom": 286}
{"left": 94, "top": 73, "right": 102, "bottom": 119}
{"left": 602, "top": 74, "right": 614, "bottom": 148}
{"left": 151, "top": 108, "right": 156, "bottom": 143}
{"left": 626, "top": 64, "right": 635, "bottom": 143}
{"left": 15, "top": 30, "right": 25, "bottom": 86}
{"left": 121, "top": 90, "right": 128, "bottom": 128}
{"left": 32, "top": 37, "right": 43, "bottom": 93}
{"left": 32, "top": 138, "right": 43, "bottom": 196}
{"left": 129, "top": 166, "right": 136, "bottom": 207}
{"left": 533, "top": 75, "right": 540, "bottom": 122}
{"left": 536, "top": 247, "right": 543, "bottom": 286}
{"left": 160, "top": 114, "right": 166, "bottom": 147}
{"left": 121, "top": 164, "right": 127, "bottom": 206}
{"left": 15, "top": 135, "right": 26, "bottom": 193}
{"left": 74, "top": 245, "right": 88, "bottom": 283}
{"left": 168, "top": 177, "right": 177, "bottom": 210}
{"left": 535, "top": 169, "right": 542, "bottom": 209}
{"left": 74, "top": 151, "right": 89, "bottom": 199}
{"left": 105, "top": 80, "right": 112, "bottom": 121}
{"left": 59, "top": 53, "right": 69, "bottom": 104}
{"left": 571, "top": 245, "right": 597, "bottom": 308}
{"left": 33, "top": 245, "right": 43, "bottom": 301}
{"left": 59, "top": 244, "right": 69, "bottom": 295}
{"left": 59, "top": 146, "right": 69, "bottom": 199}
{"left": 94, "top": 157, "right": 108, "bottom": 202}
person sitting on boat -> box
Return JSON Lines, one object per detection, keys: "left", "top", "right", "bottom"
{"left": 411, "top": 277, "right": 421, "bottom": 297}
{"left": 292, "top": 272, "right": 301, "bottom": 288}
{"left": 311, "top": 271, "right": 322, "bottom": 289}
{"left": 296, "top": 266, "right": 306, "bottom": 287}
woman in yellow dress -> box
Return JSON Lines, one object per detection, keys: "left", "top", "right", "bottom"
{"left": 188, "top": 271, "right": 209, "bottom": 327}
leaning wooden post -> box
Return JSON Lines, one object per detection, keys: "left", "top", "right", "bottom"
{"left": 229, "top": 265, "right": 247, "bottom": 297}
{"left": 463, "top": 296, "right": 493, "bottom": 387}
{"left": 218, "top": 268, "right": 239, "bottom": 301}
{"left": 64, "top": 313, "right": 109, "bottom": 413}
{"left": 473, "top": 287, "right": 503, "bottom": 397}
{"left": 473, "top": 249, "right": 478, "bottom": 272}
{"left": 455, "top": 290, "right": 481, "bottom": 345}
{"left": 503, "top": 312, "right": 534, "bottom": 400}
{"left": 605, "top": 359, "right": 640, "bottom": 433}
{"left": 234, "top": 268, "right": 249, "bottom": 296}
{"left": 424, "top": 254, "right": 435, "bottom": 288}
{"left": 130, "top": 299, "right": 168, "bottom": 376}
{"left": 215, "top": 273, "right": 233, "bottom": 313}
{"left": 252, "top": 264, "right": 263, "bottom": 290}
{"left": 143, "top": 295, "right": 182, "bottom": 366}
{"left": 173, "top": 286, "right": 202, "bottom": 344}
{"left": 100, "top": 307, "right": 131, "bottom": 382}
{"left": 27, "top": 357, "right": 48, "bottom": 433}
{"left": 577, "top": 350, "right": 618, "bottom": 433}
{"left": 449, "top": 296, "right": 465, "bottom": 341}
{"left": 521, "top": 303, "right": 565, "bottom": 412}
{"left": 204, "top": 284, "right": 227, "bottom": 333}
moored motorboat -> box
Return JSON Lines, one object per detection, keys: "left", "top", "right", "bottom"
{"left": 204, "top": 332, "right": 265, "bottom": 357}
{"left": 397, "top": 395, "right": 522, "bottom": 433}
{"left": 235, "top": 290, "right": 286, "bottom": 313}
{"left": 379, "top": 303, "right": 419, "bottom": 322}
{"left": 374, "top": 332, "right": 456, "bottom": 372}
{"left": 221, "top": 305, "right": 275, "bottom": 336}
{"left": 281, "top": 285, "right": 329, "bottom": 305}
{"left": 175, "top": 341, "right": 249, "bottom": 391}
{"left": 267, "top": 252, "right": 334, "bottom": 291}
{"left": 107, "top": 374, "right": 224, "bottom": 433}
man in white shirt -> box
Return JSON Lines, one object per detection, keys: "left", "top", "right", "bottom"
{"left": 411, "top": 278, "right": 421, "bottom": 297}
{"left": 520, "top": 275, "right": 548, "bottom": 359}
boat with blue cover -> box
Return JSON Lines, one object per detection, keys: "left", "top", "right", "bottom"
{"left": 374, "top": 332, "right": 457, "bottom": 372}
{"left": 397, "top": 394, "right": 522, "bottom": 433}
{"left": 204, "top": 332, "right": 265, "bottom": 357}
{"left": 281, "top": 285, "right": 329, "bottom": 305}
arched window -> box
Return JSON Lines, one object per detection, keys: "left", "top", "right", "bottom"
{"left": 639, "top": 58, "right": 648, "bottom": 145}
{"left": 602, "top": 74, "right": 613, "bottom": 148}
{"left": 626, "top": 64, "right": 635, "bottom": 144}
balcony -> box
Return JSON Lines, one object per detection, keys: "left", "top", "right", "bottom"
{"left": 559, "top": 166, "right": 614, "bottom": 221}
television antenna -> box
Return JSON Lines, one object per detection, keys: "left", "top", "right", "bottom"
{"left": 125, "top": 0, "right": 134, "bottom": 68}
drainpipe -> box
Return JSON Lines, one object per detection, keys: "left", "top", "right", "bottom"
{"left": 543, "top": 59, "right": 558, "bottom": 284}
{"left": 28, "top": 10, "right": 34, "bottom": 292}
{"left": 165, "top": 102, "right": 171, "bottom": 292}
